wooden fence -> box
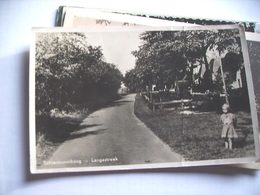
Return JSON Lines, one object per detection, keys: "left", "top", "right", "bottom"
{"left": 141, "top": 90, "right": 226, "bottom": 112}
{"left": 141, "top": 91, "right": 192, "bottom": 112}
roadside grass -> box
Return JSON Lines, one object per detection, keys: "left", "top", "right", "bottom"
{"left": 36, "top": 111, "right": 88, "bottom": 167}
{"left": 134, "top": 93, "right": 255, "bottom": 161}
{"left": 36, "top": 95, "right": 123, "bottom": 167}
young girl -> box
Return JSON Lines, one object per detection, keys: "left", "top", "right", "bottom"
{"left": 220, "top": 103, "right": 238, "bottom": 149}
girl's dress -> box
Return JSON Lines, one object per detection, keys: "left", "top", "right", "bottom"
{"left": 221, "top": 113, "right": 238, "bottom": 138}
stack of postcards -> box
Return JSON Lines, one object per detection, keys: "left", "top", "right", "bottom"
{"left": 29, "top": 6, "right": 260, "bottom": 174}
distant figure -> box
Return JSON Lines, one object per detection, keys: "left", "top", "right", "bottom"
{"left": 220, "top": 103, "right": 238, "bottom": 149}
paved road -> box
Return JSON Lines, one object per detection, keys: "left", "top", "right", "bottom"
{"left": 43, "top": 94, "right": 182, "bottom": 168}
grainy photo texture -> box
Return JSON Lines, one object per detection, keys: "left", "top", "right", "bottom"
{"left": 30, "top": 26, "right": 259, "bottom": 173}
{"left": 248, "top": 39, "right": 260, "bottom": 125}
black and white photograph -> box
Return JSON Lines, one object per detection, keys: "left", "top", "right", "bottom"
{"left": 30, "top": 25, "right": 259, "bottom": 173}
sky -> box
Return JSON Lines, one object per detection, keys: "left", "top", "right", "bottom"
{"left": 84, "top": 31, "right": 143, "bottom": 75}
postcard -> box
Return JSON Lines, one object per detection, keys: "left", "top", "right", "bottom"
{"left": 60, "top": 7, "right": 195, "bottom": 28}
{"left": 30, "top": 25, "right": 259, "bottom": 173}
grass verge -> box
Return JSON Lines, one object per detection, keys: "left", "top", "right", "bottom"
{"left": 134, "top": 93, "right": 255, "bottom": 161}
{"left": 36, "top": 111, "right": 87, "bottom": 167}
{"left": 36, "top": 95, "right": 123, "bottom": 167}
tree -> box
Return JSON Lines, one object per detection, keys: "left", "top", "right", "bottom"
{"left": 125, "top": 29, "right": 243, "bottom": 94}
{"left": 36, "top": 32, "right": 90, "bottom": 113}
{"left": 131, "top": 31, "right": 189, "bottom": 91}
{"left": 35, "top": 32, "right": 123, "bottom": 114}
{"left": 124, "top": 69, "right": 141, "bottom": 92}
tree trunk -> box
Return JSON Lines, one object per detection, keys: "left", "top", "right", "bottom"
{"left": 203, "top": 51, "right": 212, "bottom": 91}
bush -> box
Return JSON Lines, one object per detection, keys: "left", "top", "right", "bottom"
{"left": 36, "top": 32, "right": 123, "bottom": 115}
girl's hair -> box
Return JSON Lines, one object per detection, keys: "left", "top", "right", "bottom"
{"left": 222, "top": 103, "right": 230, "bottom": 111}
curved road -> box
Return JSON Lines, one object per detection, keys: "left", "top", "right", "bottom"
{"left": 43, "top": 94, "right": 182, "bottom": 169}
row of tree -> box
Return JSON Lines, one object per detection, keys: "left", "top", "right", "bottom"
{"left": 124, "top": 29, "right": 244, "bottom": 95}
{"left": 36, "top": 32, "right": 122, "bottom": 115}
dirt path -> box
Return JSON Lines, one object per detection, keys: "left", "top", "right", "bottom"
{"left": 42, "top": 94, "right": 182, "bottom": 168}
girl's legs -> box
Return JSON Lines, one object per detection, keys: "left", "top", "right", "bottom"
{"left": 224, "top": 138, "right": 228, "bottom": 149}
{"left": 228, "top": 138, "right": 233, "bottom": 149}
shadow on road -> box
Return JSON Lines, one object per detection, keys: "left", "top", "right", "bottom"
{"left": 46, "top": 122, "right": 105, "bottom": 143}
{"left": 104, "top": 100, "right": 134, "bottom": 109}
{"left": 69, "top": 128, "right": 107, "bottom": 140}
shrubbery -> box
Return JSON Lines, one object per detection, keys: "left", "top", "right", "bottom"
{"left": 36, "top": 32, "right": 123, "bottom": 115}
